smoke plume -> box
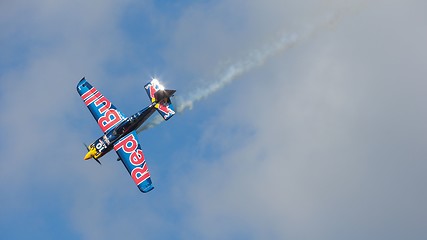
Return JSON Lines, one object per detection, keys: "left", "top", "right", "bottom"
{"left": 137, "top": 10, "right": 350, "bottom": 133}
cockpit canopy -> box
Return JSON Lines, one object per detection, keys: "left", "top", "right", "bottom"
{"left": 112, "top": 119, "right": 131, "bottom": 136}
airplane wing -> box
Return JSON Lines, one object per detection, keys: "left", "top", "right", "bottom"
{"left": 113, "top": 131, "right": 154, "bottom": 193}
{"left": 77, "top": 78, "right": 126, "bottom": 133}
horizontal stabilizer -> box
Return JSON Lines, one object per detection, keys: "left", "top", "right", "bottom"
{"left": 144, "top": 79, "right": 176, "bottom": 121}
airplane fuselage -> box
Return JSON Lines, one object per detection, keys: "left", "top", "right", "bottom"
{"left": 85, "top": 103, "right": 157, "bottom": 160}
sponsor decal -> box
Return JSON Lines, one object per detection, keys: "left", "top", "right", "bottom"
{"left": 114, "top": 134, "right": 150, "bottom": 186}
{"left": 145, "top": 79, "right": 163, "bottom": 101}
{"left": 157, "top": 102, "right": 175, "bottom": 119}
{"left": 80, "top": 85, "right": 121, "bottom": 132}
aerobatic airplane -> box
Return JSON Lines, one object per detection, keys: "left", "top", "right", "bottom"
{"left": 77, "top": 78, "right": 176, "bottom": 193}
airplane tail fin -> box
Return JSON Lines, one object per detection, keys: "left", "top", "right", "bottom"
{"left": 144, "top": 79, "right": 176, "bottom": 121}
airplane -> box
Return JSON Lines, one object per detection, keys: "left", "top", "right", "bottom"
{"left": 77, "top": 77, "right": 176, "bottom": 193}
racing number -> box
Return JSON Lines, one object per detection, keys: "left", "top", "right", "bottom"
{"left": 96, "top": 140, "right": 106, "bottom": 152}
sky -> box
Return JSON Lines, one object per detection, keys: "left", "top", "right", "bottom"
{"left": 1, "top": 0, "right": 427, "bottom": 239}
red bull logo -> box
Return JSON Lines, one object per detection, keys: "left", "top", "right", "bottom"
{"left": 80, "top": 86, "right": 122, "bottom": 132}
{"left": 144, "top": 83, "right": 156, "bottom": 101}
{"left": 114, "top": 134, "right": 151, "bottom": 186}
{"left": 156, "top": 102, "right": 175, "bottom": 119}
{"left": 145, "top": 79, "right": 165, "bottom": 102}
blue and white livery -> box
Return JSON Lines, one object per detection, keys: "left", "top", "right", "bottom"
{"left": 77, "top": 78, "right": 176, "bottom": 193}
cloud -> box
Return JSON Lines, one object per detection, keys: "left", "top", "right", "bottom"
{"left": 0, "top": 0, "right": 136, "bottom": 238}
{"left": 161, "top": 0, "right": 427, "bottom": 239}
{"left": 1, "top": 0, "right": 427, "bottom": 239}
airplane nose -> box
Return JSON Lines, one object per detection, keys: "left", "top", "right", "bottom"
{"left": 84, "top": 150, "right": 95, "bottom": 160}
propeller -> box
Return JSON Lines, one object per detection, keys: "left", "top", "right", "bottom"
{"left": 83, "top": 143, "right": 101, "bottom": 165}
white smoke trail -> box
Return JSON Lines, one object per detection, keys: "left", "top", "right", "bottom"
{"left": 136, "top": 32, "right": 300, "bottom": 133}
{"left": 175, "top": 32, "right": 299, "bottom": 113}
{"left": 137, "top": 11, "right": 349, "bottom": 133}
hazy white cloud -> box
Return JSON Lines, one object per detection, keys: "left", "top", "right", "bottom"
{"left": 1, "top": 0, "right": 426, "bottom": 239}
{"left": 162, "top": 0, "right": 427, "bottom": 239}
{"left": 0, "top": 0, "right": 135, "bottom": 238}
